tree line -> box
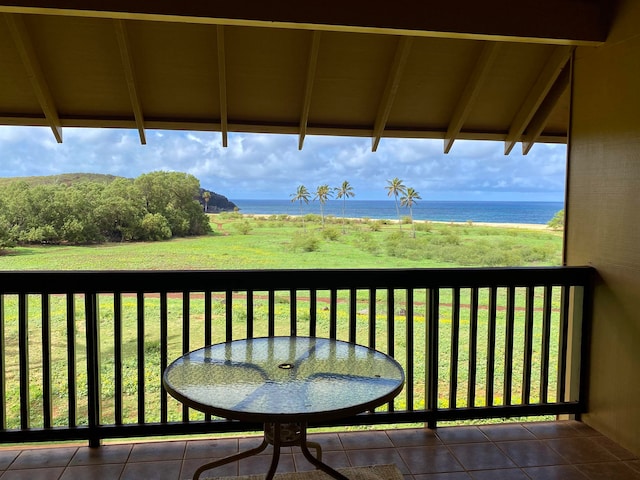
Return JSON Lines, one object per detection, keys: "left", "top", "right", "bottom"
{"left": 291, "top": 178, "right": 422, "bottom": 236}
{"left": 0, "top": 171, "right": 211, "bottom": 248}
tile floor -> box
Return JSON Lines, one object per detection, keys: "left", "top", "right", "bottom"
{"left": 1, "top": 421, "right": 639, "bottom": 479}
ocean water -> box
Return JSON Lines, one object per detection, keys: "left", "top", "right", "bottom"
{"left": 231, "top": 199, "right": 564, "bottom": 225}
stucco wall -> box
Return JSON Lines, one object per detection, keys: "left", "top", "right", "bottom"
{"left": 567, "top": 0, "right": 640, "bottom": 454}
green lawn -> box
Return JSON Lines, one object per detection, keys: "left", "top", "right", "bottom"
{"left": 0, "top": 214, "right": 565, "bottom": 429}
{"left": 0, "top": 213, "right": 562, "bottom": 270}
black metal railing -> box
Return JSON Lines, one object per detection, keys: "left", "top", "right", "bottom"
{"left": 0, "top": 266, "right": 593, "bottom": 446}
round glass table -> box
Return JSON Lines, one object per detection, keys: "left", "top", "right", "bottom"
{"left": 163, "top": 336, "right": 405, "bottom": 480}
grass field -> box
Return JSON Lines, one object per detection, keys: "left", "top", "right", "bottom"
{"left": 0, "top": 214, "right": 565, "bottom": 430}
{"left": 0, "top": 212, "right": 562, "bottom": 270}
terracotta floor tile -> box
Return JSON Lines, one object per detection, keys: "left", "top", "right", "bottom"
{"left": 448, "top": 443, "right": 516, "bottom": 470}
{"left": 387, "top": 428, "right": 442, "bottom": 447}
{"left": 184, "top": 437, "right": 239, "bottom": 459}
{"left": 10, "top": 447, "right": 77, "bottom": 470}
{"left": 238, "top": 452, "right": 295, "bottom": 476}
{"left": 58, "top": 463, "right": 124, "bottom": 480}
{"left": 0, "top": 450, "right": 20, "bottom": 470}
{"left": 292, "top": 450, "right": 350, "bottom": 472}
{"left": 575, "top": 461, "right": 640, "bottom": 480}
{"left": 436, "top": 427, "right": 488, "bottom": 444}
{"left": 120, "top": 459, "right": 182, "bottom": 480}
{"left": 525, "top": 420, "right": 588, "bottom": 439}
{"left": 346, "top": 448, "right": 410, "bottom": 474}
{"left": 468, "top": 468, "right": 530, "bottom": 480}
{"left": 546, "top": 437, "right": 620, "bottom": 464}
{"left": 478, "top": 424, "right": 536, "bottom": 442}
{"left": 339, "top": 430, "right": 394, "bottom": 450}
{"left": 413, "top": 473, "right": 472, "bottom": 480}
{"left": 0, "top": 467, "right": 65, "bottom": 480}
{"left": 128, "top": 441, "right": 186, "bottom": 463}
{"left": 523, "top": 464, "right": 589, "bottom": 480}
{"left": 496, "top": 439, "right": 567, "bottom": 467}
{"left": 181, "top": 456, "right": 238, "bottom": 478}
{"left": 398, "top": 445, "right": 464, "bottom": 474}
{"left": 68, "top": 444, "right": 132, "bottom": 466}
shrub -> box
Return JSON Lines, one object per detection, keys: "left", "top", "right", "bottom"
{"left": 140, "top": 213, "right": 172, "bottom": 241}
{"left": 291, "top": 233, "right": 321, "bottom": 252}
{"left": 322, "top": 227, "right": 340, "bottom": 241}
{"left": 233, "top": 220, "right": 253, "bottom": 235}
{"left": 548, "top": 210, "right": 564, "bottom": 230}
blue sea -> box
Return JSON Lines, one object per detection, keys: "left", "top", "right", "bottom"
{"left": 230, "top": 200, "right": 564, "bottom": 225}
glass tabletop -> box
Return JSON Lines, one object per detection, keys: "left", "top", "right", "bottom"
{"left": 163, "top": 336, "right": 405, "bottom": 422}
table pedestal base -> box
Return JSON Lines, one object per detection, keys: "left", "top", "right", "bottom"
{"left": 192, "top": 422, "right": 349, "bottom": 480}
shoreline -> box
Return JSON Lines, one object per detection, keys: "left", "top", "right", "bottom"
{"left": 225, "top": 212, "right": 553, "bottom": 231}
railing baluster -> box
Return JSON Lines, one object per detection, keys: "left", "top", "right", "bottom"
{"left": 268, "top": 290, "right": 275, "bottom": 336}
{"left": 406, "top": 288, "right": 414, "bottom": 412}
{"left": 450, "top": 288, "right": 460, "bottom": 409}
{"left": 290, "top": 289, "right": 297, "bottom": 337}
{"left": 504, "top": 286, "right": 515, "bottom": 406}
{"left": 522, "top": 287, "right": 535, "bottom": 405}
{"left": 114, "top": 293, "right": 123, "bottom": 425}
{"left": 18, "top": 293, "right": 29, "bottom": 429}
{"left": 182, "top": 293, "right": 190, "bottom": 421}
{"left": 247, "top": 289, "right": 254, "bottom": 339}
{"left": 205, "top": 290, "right": 212, "bottom": 345}
{"left": 558, "top": 285, "right": 570, "bottom": 402}
{"left": 66, "top": 294, "right": 77, "bottom": 427}
{"left": 467, "top": 287, "right": 479, "bottom": 408}
{"left": 348, "top": 288, "right": 357, "bottom": 344}
{"left": 160, "top": 292, "right": 168, "bottom": 423}
{"left": 387, "top": 288, "right": 395, "bottom": 358}
{"left": 486, "top": 287, "right": 497, "bottom": 407}
{"left": 540, "top": 286, "right": 553, "bottom": 404}
{"left": 136, "top": 292, "right": 145, "bottom": 424}
{"left": 225, "top": 289, "right": 233, "bottom": 342}
{"left": 368, "top": 288, "right": 376, "bottom": 349}
{"left": 85, "top": 292, "right": 101, "bottom": 447}
{"left": 309, "top": 289, "right": 317, "bottom": 337}
{"left": 329, "top": 288, "right": 338, "bottom": 339}
{"left": 427, "top": 288, "right": 439, "bottom": 428}
{"left": 0, "top": 295, "right": 5, "bottom": 430}
{"left": 41, "top": 294, "right": 52, "bottom": 428}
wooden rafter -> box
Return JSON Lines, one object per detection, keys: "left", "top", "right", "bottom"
{"left": 504, "top": 45, "right": 574, "bottom": 155}
{"left": 298, "top": 30, "right": 321, "bottom": 150}
{"left": 217, "top": 25, "right": 228, "bottom": 147}
{"left": 114, "top": 19, "right": 146, "bottom": 144}
{"left": 444, "top": 41, "right": 501, "bottom": 153}
{"left": 4, "top": 13, "right": 63, "bottom": 143}
{"left": 522, "top": 64, "right": 571, "bottom": 154}
{"left": 372, "top": 36, "right": 413, "bottom": 152}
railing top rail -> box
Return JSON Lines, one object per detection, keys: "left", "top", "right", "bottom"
{"left": 0, "top": 266, "right": 595, "bottom": 294}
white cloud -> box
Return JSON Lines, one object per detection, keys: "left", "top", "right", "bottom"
{"left": 0, "top": 126, "right": 567, "bottom": 201}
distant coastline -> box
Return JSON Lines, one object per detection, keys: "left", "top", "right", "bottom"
{"left": 231, "top": 199, "right": 563, "bottom": 225}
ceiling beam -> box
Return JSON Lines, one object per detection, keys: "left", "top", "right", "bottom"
{"left": 4, "top": 13, "right": 62, "bottom": 142}
{"left": 444, "top": 41, "right": 500, "bottom": 154}
{"left": 504, "top": 45, "right": 574, "bottom": 155}
{"left": 217, "top": 25, "right": 228, "bottom": 147}
{"left": 114, "top": 19, "right": 146, "bottom": 144}
{"left": 0, "top": 0, "right": 611, "bottom": 46}
{"left": 372, "top": 36, "right": 413, "bottom": 152}
{"left": 521, "top": 64, "right": 571, "bottom": 155}
{"left": 298, "top": 31, "right": 321, "bottom": 150}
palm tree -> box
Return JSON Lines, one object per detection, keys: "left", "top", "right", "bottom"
{"left": 334, "top": 180, "right": 355, "bottom": 234}
{"left": 385, "top": 177, "right": 406, "bottom": 229}
{"left": 400, "top": 187, "right": 421, "bottom": 238}
{"left": 202, "top": 191, "right": 211, "bottom": 212}
{"left": 290, "top": 185, "right": 311, "bottom": 231}
{"left": 313, "top": 184, "right": 333, "bottom": 228}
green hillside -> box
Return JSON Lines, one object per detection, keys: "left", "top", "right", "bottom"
{"left": 0, "top": 173, "right": 122, "bottom": 187}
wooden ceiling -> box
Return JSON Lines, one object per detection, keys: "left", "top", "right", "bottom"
{"left": 0, "top": 1, "right": 612, "bottom": 154}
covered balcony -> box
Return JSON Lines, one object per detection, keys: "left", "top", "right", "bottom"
{"left": 2, "top": 0, "right": 640, "bottom": 478}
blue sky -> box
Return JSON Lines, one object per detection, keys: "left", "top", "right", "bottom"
{"left": 0, "top": 126, "right": 567, "bottom": 202}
